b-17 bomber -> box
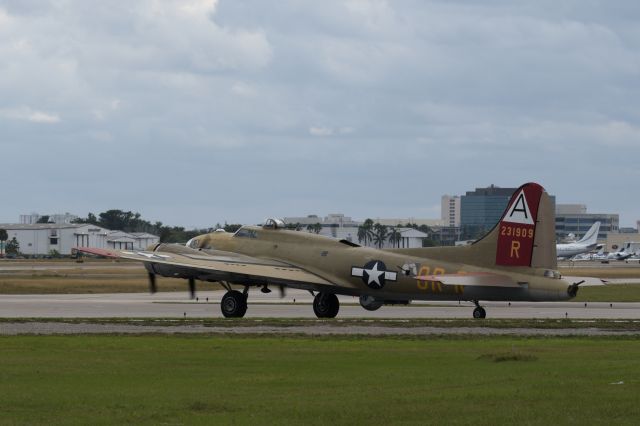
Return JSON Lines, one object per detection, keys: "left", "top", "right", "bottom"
{"left": 78, "top": 183, "right": 605, "bottom": 319}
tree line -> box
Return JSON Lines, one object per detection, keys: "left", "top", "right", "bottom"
{"left": 0, "top": 211, "right": 438, "bottom": 255}
{"left": 356, "top": 219, "right": 435, "bottom": 248}
{"left": 287, "top": 219, "right": 436, "bottom": 248}
{"left": 72, "top": 210, "right": 243, "bottom": 243}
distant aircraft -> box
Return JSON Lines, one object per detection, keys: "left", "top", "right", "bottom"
{"left": 78, "top": 182, "right": 605, "bottom": 319}
{"left": 556, "top": 222, "right": 601, "bottom": 259}
{"left": 591, "top": 244, "right": 635, "bottom": 262}
{"left": 606, "top": 246, "right": 635, "bottom": 262}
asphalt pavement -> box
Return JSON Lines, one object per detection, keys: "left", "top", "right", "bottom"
{"left": 1, "top": 289, "right": 639, "bottom": 319}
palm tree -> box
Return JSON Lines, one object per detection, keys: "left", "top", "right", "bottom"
{"left": 359, "top": 219, "right": 374, "bottom": 246}
{"left": 357, "top": 226, "right": 368, "bottom": 245}
{"left": 388, "top": 227, "right": 402, "bottom": 248}
{"left": 307, "top": 223, "right": 322, "bottom": 234}
{"left": 372, "top": 223, "right": 388, "bottom": 248}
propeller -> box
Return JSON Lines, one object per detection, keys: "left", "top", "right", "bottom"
{"left": 188, "top": 277, "right": 196, "bottom": 299}
{"left": 279, "top": 285, "right": 286, "bottom": 298}
{"left": 148, "top": 272, "right": 157, "bottom": 294}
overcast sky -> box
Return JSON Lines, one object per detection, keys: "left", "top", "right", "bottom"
{"left": 1, "top": 0, "right": 639, "bottom": 228}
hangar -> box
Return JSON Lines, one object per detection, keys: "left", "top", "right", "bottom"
{"left": 0, "top": 223, "right": 159, "bottom": 256}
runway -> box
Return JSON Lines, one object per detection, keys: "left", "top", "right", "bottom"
{"left": 1, "top": 289, "right": 640, "bottom": 319}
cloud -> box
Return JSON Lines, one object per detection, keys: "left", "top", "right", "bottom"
{"left": 0, "top": 106, "right": 60, "bottom": 123}
{"left": 309, "top": 126, "right": 334, "bottom": 136}
{"left": 0, "top": 0, "right": 640, "bottom": 227}
{"left": 231, "top": 81, "right": 256, "bottom": 97}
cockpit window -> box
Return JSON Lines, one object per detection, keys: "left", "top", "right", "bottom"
{"left": 234, "top": 228, "right": 257, "bottom": 239}
{"left": 186, "top": 238, "right": 200, "bottom": 249}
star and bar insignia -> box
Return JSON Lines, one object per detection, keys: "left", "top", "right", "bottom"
{"left": 351, "top": 260, "right": 397, "bottom": 289}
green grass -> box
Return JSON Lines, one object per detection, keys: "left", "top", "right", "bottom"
{"left": 3, "top": 317, "right": 640, "bottom": 330}
{"left": 575, "top": 284, "right": 640, "bottom": 302}
{"left": 0, "top": 335, "right": 639, "bottom": 425}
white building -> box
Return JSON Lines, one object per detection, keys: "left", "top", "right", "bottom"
{"left": 283, "top": 214, "right": 360, "bottom": 227}
{"left": 316, "top": 226, "right": 429, "bottom": 249}
{"left": 0, "top": 223, "right": 159, "bottom": 256}
{"left": 441, "top": 195, "right": 461, "bottom": 227}
{"left": 556, "top": 204, "right": 587, "bottom": 215}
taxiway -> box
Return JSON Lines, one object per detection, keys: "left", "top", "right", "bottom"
{"left": 1, "top": 289, "right": 639, "bottom": 319}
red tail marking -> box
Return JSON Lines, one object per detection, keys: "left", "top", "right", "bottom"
{"left": 495, "top": 183, "right": 544, "bottom": 266}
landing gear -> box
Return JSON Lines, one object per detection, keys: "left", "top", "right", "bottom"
{"left": 472, "top": 300, "right": 486, "bottom": 319}
{"left": 313, "top": 292, "right": 340, "bottom": 318}
{"left": 221, "top": 290, "right": 248, "bottom": 318}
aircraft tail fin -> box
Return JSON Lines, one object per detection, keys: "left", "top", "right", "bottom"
{"left": 577, "top": 221, "right": 600, "bottom": 245}
{"left": 387, "top": 182, "right": 557, "bottom": 271}
{"left": 471, "top": 182, "right": 556, "bottom": 270}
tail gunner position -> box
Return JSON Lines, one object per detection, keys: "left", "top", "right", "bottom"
{"left": 78, "top": 183, "right": 605, "bottom": 319}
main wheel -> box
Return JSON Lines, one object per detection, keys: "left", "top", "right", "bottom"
{"left": 473, "top": 306, "right": 486, "bottom": 319}
{"left": 221, "top": 290, "right": 248, "bottom": 318}
{"left": 313, "top": 292, "right": 339, "bottom": 318}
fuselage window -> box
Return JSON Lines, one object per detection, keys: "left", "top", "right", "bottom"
{"left": 234, "top": 228, "right": 257, "bottom": 239}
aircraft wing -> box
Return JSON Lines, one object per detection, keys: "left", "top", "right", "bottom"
{"left": 76, "top": 246, "right": 335, "bottom": 288}
{"left": 415, "top": 272, "right": 522, "bottom": 288}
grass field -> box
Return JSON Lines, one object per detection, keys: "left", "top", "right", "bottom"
{"left": 0, "top": 261, "right": 221, "bottom": 294}
{"left": 559, "top": 266, "right": 640, "bottom": 279}
{"left": 1, "top": 335, "right": 639, "bottom": 425}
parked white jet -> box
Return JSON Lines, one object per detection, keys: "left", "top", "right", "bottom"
{"left": 556, "top": 222, "right": 601, "bottom": 259}
{"left": 606, "top": 245, "right": 636, "bottom": 261}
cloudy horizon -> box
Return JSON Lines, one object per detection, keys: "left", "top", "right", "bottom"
{"left": 1, "top": 0, "right": 639, "bottom": 229}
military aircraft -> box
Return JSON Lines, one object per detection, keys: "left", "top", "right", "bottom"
{"left": 78, "top": 182, "right": 604, "bottom": 319}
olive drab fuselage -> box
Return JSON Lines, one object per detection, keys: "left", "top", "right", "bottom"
{"left": 192, "top": 226, "right": 573, "bottom": 303}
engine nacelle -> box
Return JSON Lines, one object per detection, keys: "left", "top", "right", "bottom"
{"left": 359, "top": 295, "right": 410, "bottom": 311}
{"left": 359, "top": 295, "right": 383, "bottom": 311}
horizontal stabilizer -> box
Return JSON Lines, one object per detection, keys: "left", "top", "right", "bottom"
{"left": 415, "top": 272, "right": 521, "bottom": 288}
{"left": 563, "top": 276, "right": 608, "bottom": 287}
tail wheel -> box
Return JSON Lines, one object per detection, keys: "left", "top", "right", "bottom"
{"left": 221, "top": 290, "right": 248, "bottom": 318}
{"left": 313, "top": 292, "right": 339, "bottom": 318}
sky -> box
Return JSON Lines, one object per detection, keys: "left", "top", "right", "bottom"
{"left": 1, "top": 0, "right": 639, "bottom": 228}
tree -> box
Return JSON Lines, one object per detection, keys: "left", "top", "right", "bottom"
{"left": 285, "top": 222, "right": 302, "bottom": 231}
{"left": 5, "top": 237, "right": 20, "bottom": 255}
{"left": 0, "top": 229, "right": 7, "bottom": 256}
{"left": 372, "top": 223, "right": 388, "bottom": 248}
{"left": 357, "top": 226, "right": 367, "bottom": 245}
{"left": 223, "top": 223, "right": 242, "bottom": 233}
{"left": 306, "top": 223, "right": 322, "bottom": 234}
{"left": 357, "top": 219, "right": 375, "bottom": 246}
{"left": 36, "top": 215, "right": 51, "bottom": 224}
{"left": 72, "top": 213, "right": 98, "bottom": 225}
{"left": 388, "top": 227, "right": 402, "bottom": 248}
